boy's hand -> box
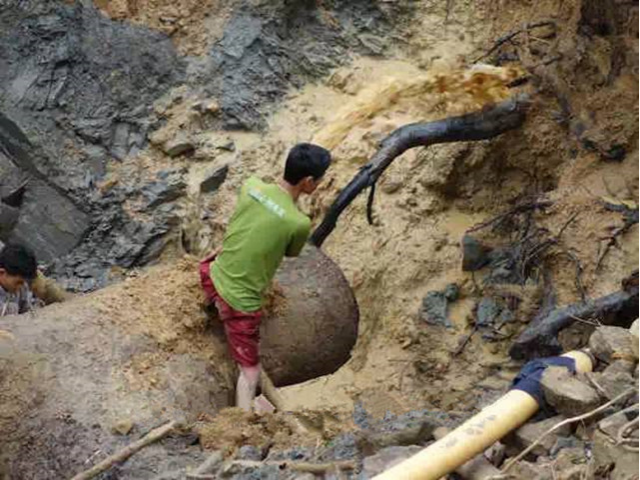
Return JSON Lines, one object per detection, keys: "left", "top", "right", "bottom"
{"left": 201, "top": 246, "right": 222, "bottom": 262}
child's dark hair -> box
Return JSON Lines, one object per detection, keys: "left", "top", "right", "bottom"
{"left": 284, "top": 143, "right": 331, "bottom": 185}
{"left": 0, "top": 243, "right": 37, "bottom": 281}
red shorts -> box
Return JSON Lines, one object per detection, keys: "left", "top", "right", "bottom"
{"left": 199, "top": 258, "right": 262, "bottom": 367}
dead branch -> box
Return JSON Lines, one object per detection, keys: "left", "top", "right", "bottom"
{"left": 466, "top": 200, "right": 553, "bottom": 234}
{"left": 259, "top": 370, "right": 315, "bottom": 435}
{"left": 502, "top": 389, "right": 637, "bottom": 472}
{"left": 453, "top": 325, "right": 478, "bottom": 356}
{"left": 225, "top": 459, "right": 357, "bottom": 474}
{"left": 510, "top": 281, "right": 638, "bottom": 360}
{"left": 596, "top": 222, "right": 637, "bottom": 271}
{"left": 617, "top": 415, "right": 639, "bottom": 452}
{"left": 473, "top": 21, "right": 557, "bottom": 63}
{"left": 310, "top": 96, "right": 530, "bottom": 247}
{"left": 596, "top": 201, "right": 639, "bottom": 271}
{"left": 70, "top": 420, "right": 177, "bottom": 480}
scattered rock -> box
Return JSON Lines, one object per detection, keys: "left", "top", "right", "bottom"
{"left": 506, "top": 459, "right": 545, "bottom": 480}
{"left": 550, "top": 436, "right": 584, "bottom": 457}
{"left": 237, "top": 445, "right": 262, "bottom": 461}
{"left": 112, "top": 419, "right": 134, "bottom": 436}
{"left": 200, "top": 165, "right": 229, "bottom": 194}
{"left": 588, "top": 367, "right": 635, "bottom": 401}
{"left": 221, "top": 460, "right": 280, "bottom": 479}
{"left": 598, "top": 406, "right": 638, "bottom": 439}
{"left": 513, "top": 415, "right": 572, "bottom": 457}
{"left": 541, "top": 367, "right": 601, "bottom": 416}
{"left": 461, "top": 235, "right": 493, "bottom": 271}
{"left": 592, "top": 429, "right": 639, "bottom": 480}
{"left": 589, "top": 326, "right": 638, "bottom": 364}
{"left": 359, "top": 410, "right": 441, "bottom": 453}
{"left": 420, "top": 284, "right": 459, "bottom": 327}
{"left": 476, "top": 297, "right": 502, "bottom": 327}
{"left": 141, "top": 170, "right": 187, "bottom": 208}
{"left": 552, "top": 447, "right": 589, "bottom": 480}
{"left": 162, "top": 135, "right": 195, "bottom": 157}
{"left": 362, "top": 446, "right": 423, "bottom": 477}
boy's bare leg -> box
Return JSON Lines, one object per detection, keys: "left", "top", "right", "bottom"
{"left": 237, "top": 364, "right": 261, "bottom": 411}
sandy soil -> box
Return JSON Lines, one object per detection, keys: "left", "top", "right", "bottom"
{"left": 94, "top": 0, "right": 638, "bottom": 433}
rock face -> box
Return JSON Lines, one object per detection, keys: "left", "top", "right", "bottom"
{"left": 0, "top": 0, "right": 185, "bottom": 288}
{"left": 0, "top": 0, "right": 406, "bottom": 290}
{"left": 0, "top": 249, "right": 358, "bottom": 478}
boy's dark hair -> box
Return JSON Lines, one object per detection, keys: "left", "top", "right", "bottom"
{"left": 284, "top": 143, "right": 331, "bottom": 185}
{"left": 0, "top": 243, "right": 37, "bottom": 280}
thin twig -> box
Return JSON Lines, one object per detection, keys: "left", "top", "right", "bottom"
{"left": 225, "top": 459, "right": 357, "bottom": 474}
{"left": 569, "top": 314, "right": 601, "bottom": 327}
{"left": 616, "top": 417, "right": 639, "bottom": 452}
{"left": 466, "top": 201, "right": 553, "bottom": 234}
{"left": 260, "top": 371, "right": 315, "bottom": 435}
{"left": 473, "top": 21, "right": 556, "bottom": 63}
{"left": 453, "top": 325, "right": 478, "bottom": 356}
{"left": 502, "top": 388, "right": 636, "bottom": 472}
{"left": 70, "top": 420, "right": 177, "bottom": 480}
{"left": 584, "top": 372, "right": 608, "bottom": 397}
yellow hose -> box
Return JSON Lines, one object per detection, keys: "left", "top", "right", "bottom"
{"left": 373, "top": 350, "right": 594, "bottom": 480}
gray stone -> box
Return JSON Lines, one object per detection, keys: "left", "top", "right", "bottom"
{"left": 0, "top": 0, "right": 185, "bottom": 285}
{"left": 237, "top": 445, "right": 262, "bottom": 461}
{"left": 507, "top": 459, "right": 549, "bottom": 480}
{"left": 221, "top": 461, "right": 280, "bottom": 479}
{"left": 361, "top": 446, "right": 423, "bottom": 478}
{"left": 200, "top": 165, "right": 229, "bottom": 194}
{"left": 598, "top": 406, "right": 639, "bottom": 439}
{"left": 588, "top": 369, "right": 636, "bottom": 401}
{"left": 550, "top": 436, "right": 584, "bottom": 457}
{"left": 461, "top": 235, "right": 493, "bottom": 271}
{"left": 0, "top": 149, "right": 91, "bottom": 264}
{"left": 541, "top": 367, "right": 601, "bottom": 416}
{"left": 604, "top": 359, "right": 637, "bottom": 376}
{"left": 476, "top": 297, "right": 502, "bottom": 327}
{"left": 514, "top": 415, "right": 571, "bottom": 457}
{"left": 141, "top": 171, "right": 187, "bottom": 208}
{"left": 4, "top": 178, "right": 90, "bottom": 264}
{"left": 589, "top": 326, "right": 638, "bottom": 364}
{"left": 420, "top": 284, "right": 459, "bottom": 328}
{"left": 592, "top": 429, "right": 639, "bottom": 480}
{"left": 163, "top": 135, "right": 195, "bottom": 157}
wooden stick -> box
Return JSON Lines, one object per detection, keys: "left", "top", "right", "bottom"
{"left": 284, "top": 460, "right": 357, "bottom": 473}
{"left": 70, "top": 420, "right": 177, "bottom": 480}
{"left": 186, "top": 450, "right": 223, "bottom": 479}
{"left": 259, "top": 370, "right": 315, "bottom": 435}
{"left": 502, "top": 389, "right": 636, "bottom": 472}
{"left": 259, "top": 370, "right": 287, "bottom": 412}
{"left": 227, "top": 459, "right": 357, "bottom": 473}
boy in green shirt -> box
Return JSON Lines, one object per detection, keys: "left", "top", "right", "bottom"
{"left": 199, "top": 143, "right": 332, "bottom": 411}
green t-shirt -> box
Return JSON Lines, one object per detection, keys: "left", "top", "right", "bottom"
{"left": 210, "top": 176, "right": 311, "bottom": 312}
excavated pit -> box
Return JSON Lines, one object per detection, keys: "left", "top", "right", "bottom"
{"left": 0, "top": 0, "right": 637, "bottom": 478}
